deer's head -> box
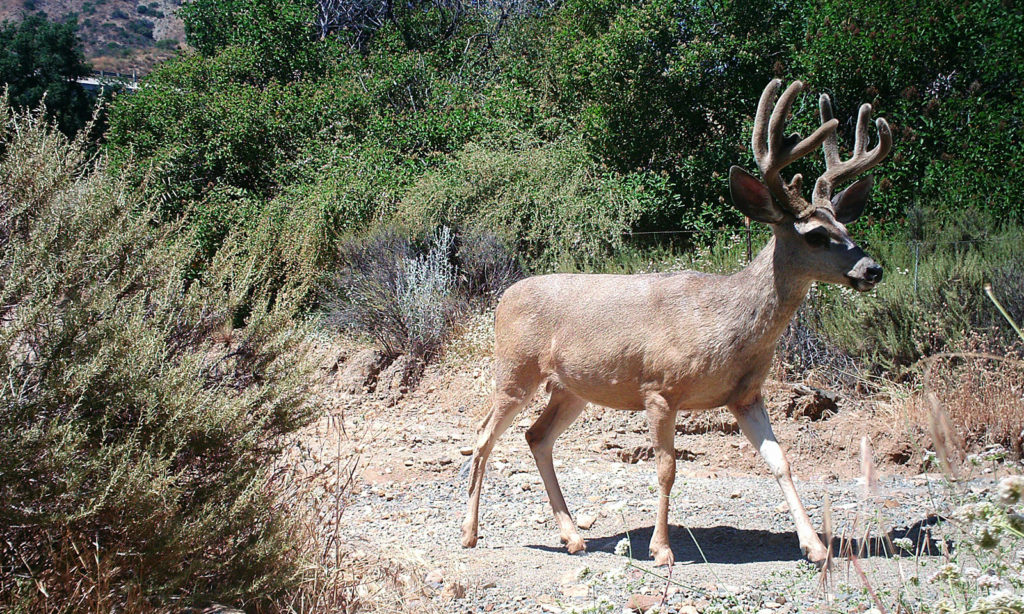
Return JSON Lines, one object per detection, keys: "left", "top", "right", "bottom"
{"left": 729, "top": 80, "right": 892, "bottom": 292}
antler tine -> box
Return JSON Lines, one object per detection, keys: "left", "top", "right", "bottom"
{"left": 819, "top": 94, "right": 840, "bottom": 167}
{"left": 813, "top": 98, "right": 893, "bottom": 208}
{"left": 751, "top": 79, "right": 781, "bottom": 165}
{"left": 751, "top": 80, "right": 838, "bottom": 218}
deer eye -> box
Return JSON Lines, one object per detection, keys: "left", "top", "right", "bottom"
{"left": 803, "top": 227, "right": 831, "bottom": 248}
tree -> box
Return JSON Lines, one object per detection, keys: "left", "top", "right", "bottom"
{"left": 0, "top": 15, "right": 92, "bottom": 135}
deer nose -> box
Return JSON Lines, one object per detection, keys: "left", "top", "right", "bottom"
{"left": 864, "top": 264, "right": 883, "bottom": 283}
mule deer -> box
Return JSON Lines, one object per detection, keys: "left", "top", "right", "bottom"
{"left": 461, "top": 79, "right": 891, "bottom": 566}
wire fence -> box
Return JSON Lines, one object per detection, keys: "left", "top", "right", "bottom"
{"left": 620, "top": 225, "right": 1022, "bottom": 300}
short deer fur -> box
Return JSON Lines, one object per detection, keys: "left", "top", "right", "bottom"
{"left": 461, "top": 79, "right": 892, "bottom": 566}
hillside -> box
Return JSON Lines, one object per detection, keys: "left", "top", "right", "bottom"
{"left": 0, "top": 0, "right": 184, "bottom": 72}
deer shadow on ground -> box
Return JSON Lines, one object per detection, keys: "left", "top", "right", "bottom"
{"left": 526, "top": 515, "right": 944, "bottom": 564}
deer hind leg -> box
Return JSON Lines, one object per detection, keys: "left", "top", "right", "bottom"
{"left": 461, "top": 369, "right": 540, "bottom": 549}
{"left": 646, "top": 393, "right": 677, "bottom": 567}
{"left": 729, "top": 396, "right": 828, "bottom": 564}
{"left": 526, "top": 385, "right": 588, "bottom": 553}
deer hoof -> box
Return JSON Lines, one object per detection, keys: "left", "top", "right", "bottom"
{"left": 461, "top": 524, "right": 478, "bottom": 549}
{"left": 650, "top": 544, "right": 674, "bottom": 567}
{"left": 564, "top": 534, "right": 586, "bottom": 554}
{"left": 802, "top": 544, "right": 829, "bottom": 567}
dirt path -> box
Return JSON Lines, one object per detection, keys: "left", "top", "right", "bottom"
{"left": 304, "top": 349, "right": 949, "bottom": 612}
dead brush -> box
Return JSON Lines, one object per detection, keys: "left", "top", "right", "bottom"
{"left": 911, "top": 350, "right": 1024, "bottom": 459}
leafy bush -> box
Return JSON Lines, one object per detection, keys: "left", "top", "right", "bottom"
{"left": 0, "top": 105, "right": 317, "bottom": 609}
{"left": 808, "top": 213, "right": 1024, "bottom": 376}
{"left": 398, "top": 136, "right": 672, "bottom": 269}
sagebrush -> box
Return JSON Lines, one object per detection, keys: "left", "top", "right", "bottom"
{"left": 0, "top": 103, "right": 318, "bottom": 611}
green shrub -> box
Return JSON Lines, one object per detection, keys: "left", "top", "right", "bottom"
{"left": 398, "top": 135, "right": 672, "bottom": 269}
{"left": 0, "top": 105, "right": 317, "bottom": 609}
{"left": 809, "top": 213, "right": 1024, "bottom": 376}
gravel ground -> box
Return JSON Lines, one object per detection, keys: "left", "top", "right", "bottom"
{"left": 330, "top": 394, "right": 953, "bottom": 613}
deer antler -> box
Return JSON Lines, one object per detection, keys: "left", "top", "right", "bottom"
{"left": 813, "top": 94, "right": 892, "bottom": 209}
{"left": 752, "top": 80, "right": 838, "bottom": 218}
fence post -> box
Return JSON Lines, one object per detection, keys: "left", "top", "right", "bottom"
{"left": 745, "top": 216, "right": 752, "bottom": 264}
{"left": 913, "top": 241, "right": 920, "bottom": 300}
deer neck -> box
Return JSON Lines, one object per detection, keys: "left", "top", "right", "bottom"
{"left": 727, "top": 235, "right": 812, "bottom": 346}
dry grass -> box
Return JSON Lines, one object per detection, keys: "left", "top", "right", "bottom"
{"left": 908, "top": 350, "right": 1024, "bottom": 458}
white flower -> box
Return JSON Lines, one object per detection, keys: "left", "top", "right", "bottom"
{"left": 997, "top": 475, "right": 1024, "bottom": 506}
{"left": 977, "top": 573, "right": 1003, "bottom": 589}
{"left": 971, "top": 589, "right": 1024, "bottom": 611}
{"left": 893, "top": 537, "right": 914, "bottom": 552}
{"left": 928, "top": 563, "right": 960, "bottom": 583}
{"left": 614, "top": 537, "right": 631, "bottom": 557}
{"left": 954, "top": 503, "right": 979, "bottom": 521}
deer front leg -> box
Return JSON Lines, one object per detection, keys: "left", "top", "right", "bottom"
{"left": 646, "top": 394, "right": 677, "bottom": 567}
{"left": 526, "top": 386, "right": 589, "bottom": 553}
{"left": 730, "top": 396, "right": 828, "bottom": 564}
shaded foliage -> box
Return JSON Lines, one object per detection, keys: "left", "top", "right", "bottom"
{"left": 0, "top": 15, "right": 92, "bottom": 135}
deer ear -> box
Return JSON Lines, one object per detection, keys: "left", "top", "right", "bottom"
{"left": 831, "top": 176, "right": 874, "bottom": 223}
{"left": 729, "top": 166, "right": 785, "bottom": 223}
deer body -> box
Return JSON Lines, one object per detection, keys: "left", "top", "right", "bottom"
{"left": 462, "top": 79, "right": 892, "bottom": 567}
{"left": 496, "top": 239, "right": 808, "bottom": 413}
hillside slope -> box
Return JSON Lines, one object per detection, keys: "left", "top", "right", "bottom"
{"left": 0, "top": 0, "right": 184, "bottom": 72}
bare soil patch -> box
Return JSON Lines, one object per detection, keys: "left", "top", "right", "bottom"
{"left": 291, "top": 339, "right": 941, "bottom": 612}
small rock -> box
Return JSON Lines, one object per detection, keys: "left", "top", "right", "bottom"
{"left": 521, "top": 483, "right": 532, "bottom": 491}
{"left": 404, "top": 459, "right": 414, "bottom": 467}
{"left": 730, "top": 490, "right": 742, "bottom": 499}
{"left": 377, "top": 354, "right": 415, "bottom": 403}
{"left": 560, "top": 584, "right": 589, "bottom": 598}
{"left": 424, "top": 568, "right": 443, "bottom": 587}
{"left": 776, "top": 502, "right": 789, "bottom": 513}
{"left": 626, "top": 594, "right": 661, "bottom": 612}
{"left": 577, "top": 512, "right": 597, "bottom": 530}
{"left": 536, "top": 594, "right": 560, "bottom": 613}
{"left": 678, "top": 606, "right": 699, "bottom": 614}
{"left": 785, "top": 384, "right": 838, "bottom": 420}
{"left": 460, "top": 447, "right": 474, "bottom": 456}
{"left": 442, "top": 581, "right": 466, "bottom": 599}
{"left": 559, "top": 567, "right": 585, "bottom": 585}
{"left": 337, "top": 348, "right": 386, "bottom": 394}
